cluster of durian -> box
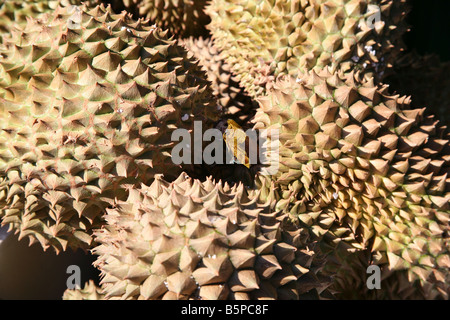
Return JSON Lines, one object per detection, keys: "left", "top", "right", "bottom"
{"left": 92, "top": 173, "right": 331, "bottom": 300}
{"left": 0, "top": 0, "right": 448, "bottom": 300}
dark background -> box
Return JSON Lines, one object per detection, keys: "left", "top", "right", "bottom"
{"left": 405, "top": 0, "right": 450, "bottom": 61}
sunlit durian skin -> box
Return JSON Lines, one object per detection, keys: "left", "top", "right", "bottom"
{"left": 63, "top": 280, "right": 105, "bottom": 300}
{"left": 180, "top": 37, "right": 258, "bottom": 126}
{"left": 252, "top": 68, "right": 450, "bottom": 299}
{"left": 93, "top": 173, "right": 330, "bottom": 300}
{"left": 0, "top": 0, "right": 100, "bottom": 39}
{"left": 207, "top": 0, "right": 409, "bottom": 97}
{"left": 0, "top": 4, "right": 219, "bottom": 253}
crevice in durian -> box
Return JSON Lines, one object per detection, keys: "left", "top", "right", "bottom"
{"left": 0, "top": 229, "right": 100, "bottom": 299}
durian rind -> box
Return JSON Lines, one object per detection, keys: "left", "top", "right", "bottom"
{"left": 207, "top": 0, "right": 409, "bottom": 97}
{"left": 252, "top": 68, "right": 450, "bottom": 298}
{"left": 386, "top": 52, "right": 450, "bottom": 129}
{"left": 0, "top": 4, "right": 219, "bottom": 253}
{"left": 180, "top": 37, "right": 257, "bottom": 125}
{"left": 63, "top": 280, "right": 105, "bottom": 300}
{"left": 329, "top": 249, "right": 448, "bottom": 300}
{"left": 0, "top": 0, "right": 100, "bottom": 40}
{"left": 120, "top": 0, "right": 211, "bottom": 38}
{"left": 93, "top": 173, "right": 331, "bottom": 300}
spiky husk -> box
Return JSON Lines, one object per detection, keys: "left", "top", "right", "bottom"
{"left": 252, "top": 68, "right": 450, "bottom": 299}
{"left": 0, "top": 0, "right": 99, "bottom": 39}
{"left": 327, "top": 249, "right": 448, "bottom": 299}
{"left": 0, "top": 4, "right": 219, "bottom": 253}
{"left": 207, "top": 0, "right": 409, "bottom": 97}
{"left": 63, "top": 280, "right": 105, "bottom": 300}
{"left": 385, "top": 52, "right": 450, "bottom": 129}
{"left": 180, "top": 37, "right": 257, "bottom": 125}
{"left": 92, "top": 173, "right": 331, "bottom": 300}
{"left": 118, "top": 0, "right": 210, "bottom": 38}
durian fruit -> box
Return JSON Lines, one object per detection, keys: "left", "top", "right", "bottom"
{"left": 0, "top": 4, "right": 219, "bottom": 253}
{"left": 63, "top": 280, "right": 105, "bottom": 300}
{"left": 0, "top": 0, "right": 99, "bottom": 40}
{"left": 207, "top": 0, "right": 409, "bottom": 97}
{"left": 253, "top": 68, "right": 450, "bottom": 299}
{"left": 329, "top": 249, "right": 445, "bottom": 299}
{"left": 180, "top": 37, "right": 258, "bottom": 126}
{"left": 92, "top": 173, "right": 331, "bottom": 300}
{"left": 385, "top": 52, "right": 450, "bottom": 129}
{"left": 116, "top": 0, "right": 211, "bottom": 38}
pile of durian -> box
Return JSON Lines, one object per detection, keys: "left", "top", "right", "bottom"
{"left": 0, "top": 0, "right": 448, "bottom": 300}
